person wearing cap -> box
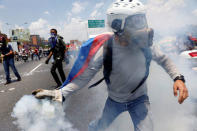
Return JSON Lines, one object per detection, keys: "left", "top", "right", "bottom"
{"left": 32, "top": 0, "right": 188, "bottom": 130}
{"left": 0, "top": 36, "right": 21, "bottom": 85}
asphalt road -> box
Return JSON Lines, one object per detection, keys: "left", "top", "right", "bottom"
{"left": 0, "top": 57, "right": 197, "bottom": 131}
{"left": 0, "top": 59, "right": 58, "bottom": 131}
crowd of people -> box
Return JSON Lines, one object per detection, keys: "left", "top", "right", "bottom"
{"left": 14, "top": 47, "right": 46, "bottom": 62}
{"left": 175, "top": 34, "right": 197, "bottom": 53}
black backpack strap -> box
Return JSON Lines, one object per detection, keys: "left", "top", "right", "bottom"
{"left": 131, "top": 47, "right": 152, "bottom": 93}
{"left": 88, "top": 78, "right": 105, "bottom": 89}
{"left": 88, "top": 36, "right": 113, "bottom": 89}
{"left": 103, "top": 37, "right": 113, "bottom": 85}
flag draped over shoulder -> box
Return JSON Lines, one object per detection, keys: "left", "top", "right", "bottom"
{"left": 60, "top": 33, "right": 112, "bottom": 89}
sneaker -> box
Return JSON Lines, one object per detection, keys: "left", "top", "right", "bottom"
{"left": 4, "top": 81, "right": 11, "bottom": 85}
{"left": 17, "top": 78, "right": 21, "bottom": 81}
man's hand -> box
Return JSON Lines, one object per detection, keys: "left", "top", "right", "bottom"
{"left": 32, "top": 89, "right": 63, "bottom": 103}
{"left": 45, "top": 59, "right": 49, "bottom": 64}
{"left": 1, "top": 54, "right": 4, "bottom": 58}
{"left": 173, "top": 80, "right": 188, "bottom": 104}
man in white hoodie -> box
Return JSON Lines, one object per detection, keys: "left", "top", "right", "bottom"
{"left": 33, "top": 0, "right": 188, "bottom": 131}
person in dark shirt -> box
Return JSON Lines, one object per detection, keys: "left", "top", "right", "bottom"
{"left": 45, "top": 29, "right": 66, "bottom": 88}
{"left": 0, "top": 36, "right": 21, "bottom": 85}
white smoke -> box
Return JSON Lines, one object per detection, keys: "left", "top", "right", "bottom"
{"left": 11, "top": 95, "right": 78, "bottom": 131}
{"left": 144, "top": 0, "right": 197, "bottom": 130}
{"left": 148, "top": 62, "right": 197, "bottom": 131}
{"left": 10, "top": 0, "right": 197, "bottom": 130}
{"left": 99, "top": 0, "right": 197, "bottom": 131}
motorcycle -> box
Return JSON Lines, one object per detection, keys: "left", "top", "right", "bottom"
{"left": 22, "top": 53, "right": 28, "bottom": 62}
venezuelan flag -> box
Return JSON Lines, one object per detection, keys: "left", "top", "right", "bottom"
{"left": 60, "top": 33, "right": 112, "bottom": 89}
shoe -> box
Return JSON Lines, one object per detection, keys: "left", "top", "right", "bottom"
{"left": 4, "top": 81, "right": 11, "bottom": 85}
{"left": 17, "top": 78, "right": 21, "bottom": 81}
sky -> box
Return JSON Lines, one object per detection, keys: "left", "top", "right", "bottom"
{"left": 0, "top": 0, "right": 196, "bottom": 42}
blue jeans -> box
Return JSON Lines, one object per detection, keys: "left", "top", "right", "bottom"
{"left": 88, "top": 95, "right": 153, "bottom": 131}
{"left": 3, "top": 58, "right": 21, "bottom": 82}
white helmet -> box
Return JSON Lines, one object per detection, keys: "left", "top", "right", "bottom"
{"left": 107, "top": 0, "right": 147, "bottom": 33}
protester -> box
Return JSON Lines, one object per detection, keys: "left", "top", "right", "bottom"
{"left": 0, "top": 36, "right": 21, "bottom": 85}
{"left": 45, "top": 29, "right": 66, "bottom": 89}
{"left": 34, "top": 48, "right": 40, "bottom": 60}
{"left": 33, "top": 0, "right": 188, "bottom": 131}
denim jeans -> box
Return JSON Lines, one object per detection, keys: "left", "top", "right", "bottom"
{"left": 3, "top": 58, "right": 21, "bottom": 82}
{"left": 88, "top": 95, "right": 153, "bottom": 131}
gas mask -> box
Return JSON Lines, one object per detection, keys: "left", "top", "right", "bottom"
{"left": 130, "top": 28, "right": 154, "bottom": 48}
{"left": 123, "top": 14, "right": 154, "bottom": 48}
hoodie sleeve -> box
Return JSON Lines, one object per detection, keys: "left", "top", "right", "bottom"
{"left": 151, "top": 45, "right": 180, "bottom": 79}
{"left": 61, "top": 45, "right": 104, "bottom": 98}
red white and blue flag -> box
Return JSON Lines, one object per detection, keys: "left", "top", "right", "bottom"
{"left": 61, "top": 33, "right": 112, "bottom": 89}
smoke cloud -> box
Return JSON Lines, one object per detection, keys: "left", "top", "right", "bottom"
{"left": 11, "top": 95, "right": 78, "bottom": 131}
{"left": 145, "top": 0, "right": 197, "bottom": 131}
{"left": 11, "top": 0, "right": 197, "bottom": 131}
{"left": 100, "top": 0, "right": 197, "bottom": 131}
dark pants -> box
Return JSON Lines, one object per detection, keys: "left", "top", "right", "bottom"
{"left": 51, "top": 59, "right": 66, "bottom": 86}
{"left": 3, "top": 58, "right": 21, "bottom": 82}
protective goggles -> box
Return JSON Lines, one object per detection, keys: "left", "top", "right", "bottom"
{"left": 125, "top": 14, "right": 148, "bottom": 30}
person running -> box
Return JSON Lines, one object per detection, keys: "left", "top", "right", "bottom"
{"left": 45, "top": 29, "right": 66, "bottom": 88}
{"left": 33, "top": 0, "right": 188, "bottom": 130}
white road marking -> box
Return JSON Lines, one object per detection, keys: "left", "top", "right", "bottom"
{"left": 0, "top": 90, "right": 5, "bottom": 93}
{"left": 8, "top": 88, "right": 15, "bottom": 91}
{"left": 28, "top": 63, "right": 43, "bottom": 75}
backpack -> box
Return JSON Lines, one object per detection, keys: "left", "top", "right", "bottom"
{"left": 89, "top": 36, "right": 152, "bottom": 94}
{"left": 60, "top": 33, "right": 152, "bottom": 93}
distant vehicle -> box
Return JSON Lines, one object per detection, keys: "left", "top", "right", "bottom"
{"left": 43, "top": 48, "right": 50, "bottom": 57}
{"left": 180, "top": 50, "right": 197, "bottom": 72}
{"left": 22, "top": 53, "right": 28, "bottom": 62}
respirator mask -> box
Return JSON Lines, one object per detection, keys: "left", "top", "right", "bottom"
{"left": 124, "top": 14, "right": 154, "bottom": 47}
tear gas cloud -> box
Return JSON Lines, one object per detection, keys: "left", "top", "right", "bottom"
{"left": 102, "top": 0, "right": 197, "bottom": 130}
{"left": 143, "top": 0, "right": 197, "bottom": 130}
{"left": 12, "top": 95, "right": 78, "bottom": 131}
{"left": 11, "top": 0, "right": 197, "bottom": 131}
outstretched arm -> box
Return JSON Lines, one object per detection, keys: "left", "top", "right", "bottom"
{"left": 61, "top": 46, "right": 104, "bottom": 98}
{"left": 33, "top": 45, "right": 104, "bottom": 102}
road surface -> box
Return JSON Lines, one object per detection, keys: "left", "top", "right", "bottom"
{"left": 0, "top": 58, "right": 196, "bottom": 131}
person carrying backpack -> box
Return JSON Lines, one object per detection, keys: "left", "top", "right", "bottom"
{"left": 45, "top": 28, "right": 66, "bottom": 88}
{"left": 33, "top": 0, "right": 188, "bottom": 130}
